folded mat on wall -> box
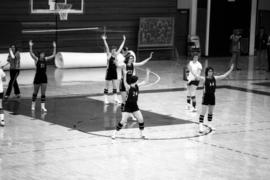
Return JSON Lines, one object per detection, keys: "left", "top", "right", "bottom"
{"left": 55, "top": 52, "right": 125, "bottom": 69}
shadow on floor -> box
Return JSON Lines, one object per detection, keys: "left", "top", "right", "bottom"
{"left": 4, "top": 96, "right": 192, "bottom": 132}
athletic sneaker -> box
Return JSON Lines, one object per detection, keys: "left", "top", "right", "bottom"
{"left": 186, "top": 104, "right": 192, "bottom": 110}
{"left": 41, "top": 103, "right": 47, "bottom": 112}
{"left": 0, "top": 120, "right": 5, "bottom": 127}
{"left": 199, "top": 123, "right": 204, "bottom": 133}
{"left": 41, "top": 107, "right": 47, "bottom": 112}
{"left": 139, "top": 130, "right": 145, "bottom": 139}
{"left": 191, "top": 107, "right": 197, "bottom": 112}
{"left": 111, "top": 130, "right": 117, "bottom": 139}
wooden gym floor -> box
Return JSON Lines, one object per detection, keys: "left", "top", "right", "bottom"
{"left": 0, "top": 56, "right": 270, "bottom": 180}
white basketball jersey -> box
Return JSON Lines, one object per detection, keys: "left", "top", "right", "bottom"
{"left": 187, "top": 61, "right": 202, "bottom": 81}
{"left": 0, "top": 69, "right": 6, "bottom": 93}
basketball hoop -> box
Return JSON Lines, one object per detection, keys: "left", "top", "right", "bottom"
{"left": 56, "top": 3, "right": 72, "bottom": 21}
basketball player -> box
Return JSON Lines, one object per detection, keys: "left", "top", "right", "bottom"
{"left": 121, "top": 47, "right": 136, "bottom": 62}
{"left": 120, "top": 46, "right": 137, "bottom": 77}
{"left": 190, "top": 64, "right": 234, "bottom": 133}
{"left": 112, "top": 69, "right": 150, "bottom": 139}
{"left": 186, "top": 51, "right": 202, "bottom": 112}
{"left": 0, "top": 67, "right": 6, "bottom": 126}
{"left": 101, "top": 35, "right": 126, "bottom": 104}
{"left": 119, "top": 52, "right": 153, "bottom": 111}
{"left": 29, "top": 40, "right": 56, "bottom": 112}
{"left": 229, "top": 29, "right": 241, "bottom": 70}
{"left": 4, "top": 44, "right": 21, "bottom": 100}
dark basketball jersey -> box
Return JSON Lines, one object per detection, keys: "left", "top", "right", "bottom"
{"left": 33, "top": 58, "right": 48, "bottom": 84}
{"left": 107, "top": 56, "right": 116, "bottom": 70}
{"left": 124, "top": 52, "right": 130, "bottom": 63}
{"left": 203, "top": 77, "right": 216, "bottom": 94}
{"left": 36, "top": 59, "right": 47, "bottom": 74}
{"left": 126, "top": 85, "right": 139, "bottom": 105}
{"left": 122, "top": 63, "right": 134, "bottom": 84}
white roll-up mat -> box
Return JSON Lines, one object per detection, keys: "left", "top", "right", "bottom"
{"left": 55, "top": 52, "right": 109, "bottom": 69}
{"left": 0, "top": 52, "right": 36, "bottom": 70}
{"left": 0, "top": 52, "right": 130, "bottom": 70}
{"left": 54, "top": 68, "right": 107, "bottom": 85}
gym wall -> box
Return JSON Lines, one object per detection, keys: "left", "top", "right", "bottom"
{"left": 0, "top": 0, "right": 178, "bottom": 58}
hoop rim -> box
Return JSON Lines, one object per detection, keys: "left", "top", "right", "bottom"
{"left": 56, "top": 3, "right": 72, "bottom": 20}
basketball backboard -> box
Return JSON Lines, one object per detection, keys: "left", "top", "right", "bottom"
{"left": 30, "top": 0, "right": 84, "bottom": 14}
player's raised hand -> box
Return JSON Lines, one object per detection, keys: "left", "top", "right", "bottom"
{"left": 53, "top": 41, "right": 56, "bottom": 47}
{"left": 101, "top": 34, "right": 107, "bottom": 40}
{"left": 149, "top": 52, "right": 154, "bottom": 58}
{"left": 29, "top": 40, "right": 34, "bottom": 46}
{"left": 230, "top": 64, "right": 234, "bottom": 70}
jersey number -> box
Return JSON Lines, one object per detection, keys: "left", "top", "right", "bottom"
{"left": 40, "top": 63, "right": 45, "bottom": 68}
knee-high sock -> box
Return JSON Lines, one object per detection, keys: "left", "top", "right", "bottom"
{"left": 32, "top": 93, "right": 37, "bottom": 102}
{"left": 41, "top": 95, "right": 46, "bottom": 103}
{"left": 187, "top": 96, "right": 191, "bottom": 104}
{"left": 208, "top": 114, "right": 213, "bottom": 122}
{"left": 191, "top": 96, "right": 196, "bottom": 108}
{"left": 199, "top": 115, "right": 204, "bottom": 123}
{"left": 139, "top": 122, "right": 144, "bottom": 130}
{"left": 116, "top": 122, "right": 123, "bottom": 131}
{"left": 0, "top": 108, "right": 4, "bottom": 120}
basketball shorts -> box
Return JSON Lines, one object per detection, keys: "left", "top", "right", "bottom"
{"left": 33, "top": 73, "right": 48, "bottom": 84}
{"left": 105, "top": 69, "right": 118, "bottom": 80}
{"left": 124, "top": 103, "right": 139, "bottom": 113}
{"left": 187, "top": 80, "right": 200, "bottom": 86}
{"left": 202, "top": 94, "right": 215, "bottom": 105}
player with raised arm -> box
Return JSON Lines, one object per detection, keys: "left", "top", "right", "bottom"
{"left": 189, "top": 64, "right": 234, "bottom": 133}
{"left": 121, "top": 47, "right": 136, "bottom": 62}
{"left": 112, "top": 69, "right": 150, "bottom": 139}
{"left": 29, "top": 40, "right": 56, "bottom": 112}
{"left": 119, "top": 52, "right": 153, "bottom": 111}
{"left": 101, "top": 35, "right": 126, "bottom": 104}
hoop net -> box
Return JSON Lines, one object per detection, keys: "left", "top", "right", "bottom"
{"left": 56, "top": 3, "right": 72, "bottom": 21}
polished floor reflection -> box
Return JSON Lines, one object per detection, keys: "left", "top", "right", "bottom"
{"left": 1, "top": 56, "right": 270, "bottom": 180}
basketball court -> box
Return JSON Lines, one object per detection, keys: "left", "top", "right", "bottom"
{"left": 1, "top": 0, "right": 270, "bottom": 179}
{"left": 0, "top": 56, "right": 270, "bottom": 179}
